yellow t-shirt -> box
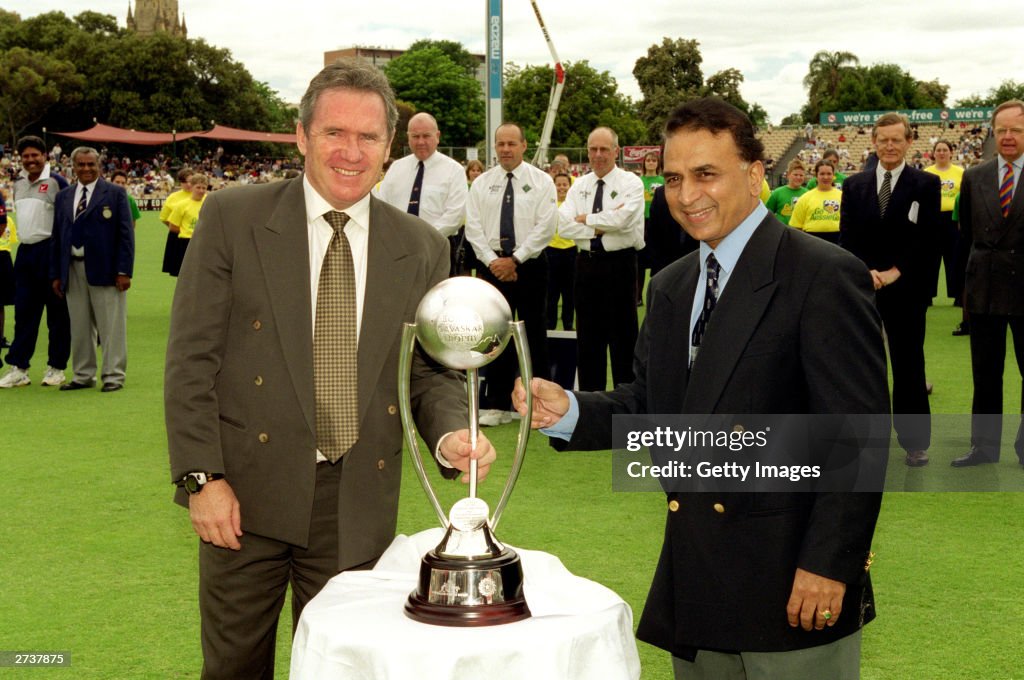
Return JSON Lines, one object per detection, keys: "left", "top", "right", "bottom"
{"left": 924, "top": 164, "right": 964, "bottom": 213}
{"left": 160, "top": 189, "right": 192, "bottom": 224}
{"left": 0, "top": 214, "right": 16, "bottom": 252}
{"left": 759, "top": 178, "right": 771, "bottom": 204}
{"left": 548, "top": 198, "right": 575, "bottom": 249}
{"left": 168, "top": 195, "right": 207, "bottom": 239}
{"left": 790, "top": 187, "right": 842, "bottom": 233}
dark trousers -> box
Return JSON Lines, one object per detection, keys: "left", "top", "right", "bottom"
{"left": 477, "top": 256, "right": 550, "bottom": 410}
{"left": 198, "top": 462, "right": 358, "bottom": 680}
{"left": 574, "top": 249, "right": 638, "bottom": 392}
{"left": 449, "top": 228, "right": 478, "bottom": 277}
{"left": 877, "top": 287, "right": 930, "bottom": 452}
{"left": 927, "top": 212, "right": 959, "bottom": 299}
{"left": 969, "top": 314, "right": 1024, "bottom": 461}
{"left": 4, "top": 240, "right": 70, "bottom": 370}
{"left": 545, "top": 245, "right": 576, "bottom": 330}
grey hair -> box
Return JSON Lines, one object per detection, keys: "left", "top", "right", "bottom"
{"left": 299, "top": 58, "right": 398, "bottom": 139}
{"left": 70, "top": 146, "right": 99, "bottom": 163}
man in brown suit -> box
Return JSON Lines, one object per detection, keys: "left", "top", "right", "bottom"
{"left": 165, "top": 59, "right": 495, "bottom": 679}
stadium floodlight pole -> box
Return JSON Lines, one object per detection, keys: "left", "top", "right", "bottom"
{"left": 529, "top": 0, "right": 565, "bottom": 167}
{"left": 485, "top": 0, "right": 502, "bottom": 167}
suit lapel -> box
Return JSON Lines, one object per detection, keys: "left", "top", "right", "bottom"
{"left": 254, "top": 178, "right": 316, "bottom": 433}
{"left": 981, "top": 159, "right": 1005, "bottom": 225}
{"left": 655, "top": 259, "right": 698, "bottom": 413}
{"left": 683, "top": 217, "right": 781, "bottom": 413}
{"left": 357, "top": 196, "right": 418, "bottom": 427}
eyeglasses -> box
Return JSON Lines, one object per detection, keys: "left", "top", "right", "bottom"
{"left": 995, "top": 127, "right": 1024, "bottom": 137}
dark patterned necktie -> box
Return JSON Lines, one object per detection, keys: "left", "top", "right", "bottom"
{"left": 407, "top": 160, "right": 424, "bottom": 216}
{"left": 590, "top": 179, "right": 605, "bottom": 252}
{"left": 878, "top": 171, "right": 892, "bottom": 218}
{"left": 315, "top": 211, "right": 359, "bottom": 463}
{"left": 1000, "top": 163, "right": 1014, "bottom": 218}
{"left": 500, "top": 171, "right": 516, "bottom": 255}
{"left": 690, "top": 253, "right": 720, "bottom": 367}
{"left": 72, "top": 186, "right": 89, "bottom": 247}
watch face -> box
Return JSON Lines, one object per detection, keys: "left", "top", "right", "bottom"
{"left": 185, "top": 475, "right": 202, "bottom": 494}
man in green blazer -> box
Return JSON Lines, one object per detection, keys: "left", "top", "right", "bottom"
{"left": 165, "top": 59, "right": 495, "bottom": 679}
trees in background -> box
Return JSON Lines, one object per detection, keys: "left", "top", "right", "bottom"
{"left": 633, "top": 38, "right": 767, "bottom": 140}
{"left": 503, "top": 60, "right": 644, "bottom": 149}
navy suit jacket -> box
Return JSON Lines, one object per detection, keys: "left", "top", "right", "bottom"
{"left": 839, "top": 164, "right": 941, "bottom": 304}
{"left": 559, "top": 215, "right": 889, "bottom": 656}
{"left": 51, "top": 178, "right": 135, "bottom": 289}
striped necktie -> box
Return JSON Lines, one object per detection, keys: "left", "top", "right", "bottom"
{"left": 1000, "top": 163, "right": 1014, "bottom": 218}
{"left": 878, "top": 171, "right": 892, "bottom": 218}
{"left": 315, "top": 211, "right": 359, "bottom": 463}
{"left": 690, "top": 253, "right": 720, "bottom": 368}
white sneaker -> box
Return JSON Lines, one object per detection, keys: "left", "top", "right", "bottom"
{"left": 41, "top": 366, "right": 66, "bottom": 386}
{"left": 478, "top": 409, "right": 508, "bottom": 427}
{"left": 0, "top": 366, "right": 31, "bottom": 388}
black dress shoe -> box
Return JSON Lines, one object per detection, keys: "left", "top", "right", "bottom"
{"left": 950, "top": 448, "right": 997, "bottom": 467}
{"left": 905, "top": 450, "right": 930, "bottom": 467}
{"left": 59, "top": 381, "right": 93, "bottom": 391}
{"left": 952, "top": 323, "right": 970, "bottom": 336}
{"left": 101, "top": 383, "right": 124, "bottom": 393}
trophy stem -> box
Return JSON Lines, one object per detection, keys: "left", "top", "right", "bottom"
{"left": 467, "top": 368, "right": 480, "bottom": 499}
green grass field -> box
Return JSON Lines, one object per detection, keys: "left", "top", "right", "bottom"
{"left": 2, "top": 211, "right": 1023, "bottom": 679}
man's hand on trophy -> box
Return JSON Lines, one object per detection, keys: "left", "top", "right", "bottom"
{"left": 512, "top": 377, "right": 570, "bottom": 429}
{"left": 440, "top": 430, "right": 498, "bottom": 483}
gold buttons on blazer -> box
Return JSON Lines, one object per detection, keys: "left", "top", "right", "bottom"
{"left": 732, "top": 424, "right": 745, "bottom": 433}
{"left": 865, "top": 551, "right": 876, "bottom": 572}
{"left": 377, "top": 459, "right": 386, "bottom": 471}
{"left": 254, "top": 376, "right": 263, "bottom": 386}
{"left": 258, "top": 433, "right": 269, "bottom": 443}
{"left": 713, "top": 503, "right": 725, "bottom": 514}
{"left": 387, "top": 404, "right": 397, "bottom": 415}
{"left": 252, "top": 319, "right": 262, "bottom": 330}
{"left": 668, "top": 499, "right": 680, "bottom": 512}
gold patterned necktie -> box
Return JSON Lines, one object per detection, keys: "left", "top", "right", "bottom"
{"left": 315, "top": 210, "right": 359, "bottom": 463}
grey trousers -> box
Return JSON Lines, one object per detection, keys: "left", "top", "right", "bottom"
{"left": 66, "top": 259, "right": 127, "bottom": 386}
{"left": 673, "top": 630, "right": 862, "bottom": 680}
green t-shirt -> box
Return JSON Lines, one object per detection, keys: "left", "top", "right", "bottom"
{"left": 642, "top": 175, "right": 664, "bottom": 219}
{"left": 807, "top": 172, "right": 847, "bottom": 190}
{"left": 765, "top": 185, "right": 809, "bottom": 225}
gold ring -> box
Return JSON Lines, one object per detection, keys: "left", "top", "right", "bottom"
{"left": 821, "top": 610, "right": 832, "bottom": 620}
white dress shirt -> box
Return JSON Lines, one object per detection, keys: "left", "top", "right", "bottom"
{"left": 557, "top": 166, "right": 645, "bottom": 251}
{"left": 70, "top": 178, "right": 99, "bottom": 258}
{"left": 875, "top": 160, "right": 906, "bottom": 194}
{"left": 374, "top": 151, "right": 468, "bottom": 237}
{"left": 465, "top": 161, "right": 557, "bottom": 266}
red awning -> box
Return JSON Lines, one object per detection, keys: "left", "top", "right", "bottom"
{"left": 55, "top": 123, "right": 200, "bottom": 145}
{"left": 55, "top": 123, "right": 296, "bottom": 146}
{"left": 193, "top": 124, "right": 296, "bottom": 144}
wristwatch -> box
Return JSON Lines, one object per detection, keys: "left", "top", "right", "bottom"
{"left": 178, "top": 472, "right": 225, "bottom": 495}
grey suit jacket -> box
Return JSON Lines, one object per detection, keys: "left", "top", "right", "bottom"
{"left": 165, "top": 177, "right": 466, "bottom": 570}
{"left": 561, "top": 215, "right": 889, "bottom": 656}
{"left": 961, "top": 157, "right": 1024, "bottom": 316}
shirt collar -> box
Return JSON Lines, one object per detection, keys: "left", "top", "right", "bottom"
{"left": 77, "top": 178, "right": 99, "bottom": 194}
{"left": 998, "top": 155, "right": 1023, "bottom": 172}
{"left": 699, "top": 201, "right": 768, "bottom": 274}
{"left": 876, "top": 160, "right": 905, "bottom": 184}
{"left": 302, "top": 175, "right": 371, "bottom": 230}
{"left": 19, "top": 163, "right": 53, "bottom": 183}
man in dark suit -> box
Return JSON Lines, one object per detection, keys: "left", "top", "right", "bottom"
{"left": 840, "top": 112, "right": 941, "bottom": 467}
{"left": 165, "top": 59, "right": 496, "bottom": 679}
{"left": 514, "top": 99, "right": 888, "bottom": 679}
{"left": 953, "top": 99, "right": 1024, "bottom": 468}
{"left": 50, "top": 147, "right": 134, "bottom": 392}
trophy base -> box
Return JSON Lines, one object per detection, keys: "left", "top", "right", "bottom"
{"left": 405, "top": 543, "right": 531, "bottom": 627}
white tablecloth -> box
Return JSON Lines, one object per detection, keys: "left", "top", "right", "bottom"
{"left": 290, "top": 528, "right": 641, "bottom": 680}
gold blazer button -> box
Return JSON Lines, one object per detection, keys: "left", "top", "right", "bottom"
{"left": 252, "top": 319, "right": 262, "bottom": 330}
{"left": 258, "top": 433, "right": 269, "bottom": 443}
{"left": 377, "top": 459, "right": 386, "bottom": 471}
{"left": 668, "top": 499, "right": 680, "bottom": 512}
{"left": 713, "top": 503, "right": 725, "bottom": 514}
{"left": 254, "top": 376, "right": 263, "bottom": 386}
{"left": 387, "top": 404, "right": 397, "bottom": 415}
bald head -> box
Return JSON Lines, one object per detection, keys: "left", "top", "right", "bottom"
{"left": 408, "top": 112, "right": 440, "bottom": 161}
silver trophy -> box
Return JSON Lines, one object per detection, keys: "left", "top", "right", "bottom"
{"left": 398, "top": 276, "right": 532, "bottom": 626}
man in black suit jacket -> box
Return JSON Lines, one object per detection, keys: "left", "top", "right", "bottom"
{"left": 952, "top": 99, "right": 1024, "bottom": 467}
{"left": 50, "top": 147, "right": 134, "bottom": 392}
{"left": 515, "top": 99, "right": 888, "bottom": 679}
{"left": 840, "top": 112, "right": 941, "bottom": 467}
